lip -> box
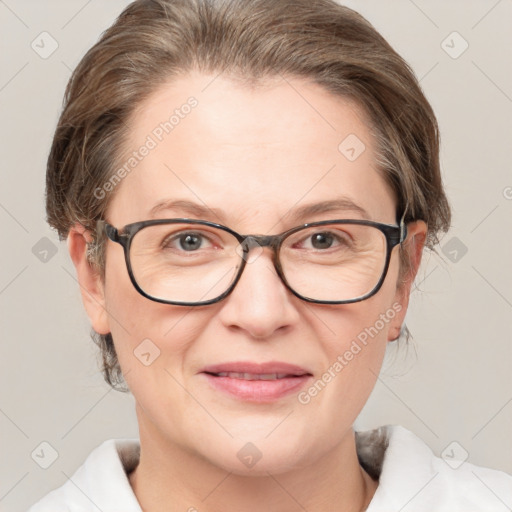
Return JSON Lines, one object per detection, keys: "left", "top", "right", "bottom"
{"left": 201, "top": 361, "right": 311, "bottom": 376}
{"left": 200, "top": 361, "right": 313, "bottom": 403}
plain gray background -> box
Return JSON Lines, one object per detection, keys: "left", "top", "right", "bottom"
{"left": 1, "top": 0, "right": 511, "bottom": 510}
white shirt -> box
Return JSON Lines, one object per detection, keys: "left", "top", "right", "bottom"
{"left": 28, "top": 425, "right": 512, "bottom": 511}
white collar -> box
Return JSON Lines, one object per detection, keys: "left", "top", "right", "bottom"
{"left": 29, "top": 425, "right": 512, "bottom": 511}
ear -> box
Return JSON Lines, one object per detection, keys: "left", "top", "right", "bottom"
{"left": 67, "top": 223, "right": 110, "bottom": 335}
{"left": 387, "top": 220, "right": 427, "bottom": 342}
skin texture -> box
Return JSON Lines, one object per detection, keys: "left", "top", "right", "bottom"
{"left": 68, "top": 73, "right": 427, "bottom": 512}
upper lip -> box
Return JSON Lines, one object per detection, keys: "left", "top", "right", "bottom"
{"left": 201, "top": 361, "right": 312, "bottom": 376}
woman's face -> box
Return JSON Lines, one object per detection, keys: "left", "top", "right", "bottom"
{"left": 78, "top": 72, "right": 425, "bottom": 475}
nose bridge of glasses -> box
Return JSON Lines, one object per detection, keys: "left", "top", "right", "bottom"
{"left": 240, "top": 234, "right": 279, "bottom": 254}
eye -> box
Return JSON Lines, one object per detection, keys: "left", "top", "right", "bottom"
{"left": 300, "top": 230, "right": 350, "bottom": 250}
{"left": 310, "top": 232, "right": 335, "bottom": 250}
{"left": 178, "top": 233, "right": 203, "bottom": 251}
{"left": 163, "top": 231, "right": 213, "bottom": 252}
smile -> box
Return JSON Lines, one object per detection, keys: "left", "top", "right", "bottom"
{"left": 209, "top": 372, "right": 298, "bottom": 380}
{"left": 202, "top": 372, "right": 312, "bottom": 402}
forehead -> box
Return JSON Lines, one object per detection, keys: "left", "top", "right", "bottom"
{"left": 107, "top": 72, "right": 397, "bottom": 229}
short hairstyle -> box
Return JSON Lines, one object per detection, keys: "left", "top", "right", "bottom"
{"left": 46, "top": 0, "right": 451, "bottom": 391}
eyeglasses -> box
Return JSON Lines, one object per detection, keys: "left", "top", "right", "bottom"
{"left": 96, "top": 215, "right": 407, "bottom": 306}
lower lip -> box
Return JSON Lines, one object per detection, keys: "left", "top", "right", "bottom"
{"left": 202, "top": 373, "right": 312, "bottom": 402}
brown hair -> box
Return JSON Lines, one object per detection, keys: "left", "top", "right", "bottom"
{"left": 46, "top": 0, "right": 451, "bottom": 391}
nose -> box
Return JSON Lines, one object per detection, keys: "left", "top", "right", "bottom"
{"left": 217, "top": 247, "right": 300, "bottom": 339}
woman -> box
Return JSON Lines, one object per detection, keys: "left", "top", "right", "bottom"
{"left": 29, "top": 0, "right": 512, "bottom": 510}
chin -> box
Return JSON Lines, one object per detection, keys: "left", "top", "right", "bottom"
{"left": 195, "top": 434, "right": 312, "bottom": 477}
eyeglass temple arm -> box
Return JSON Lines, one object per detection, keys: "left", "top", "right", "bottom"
{"left": 399, "top": 205, "right": 408, "bottom": 244}
{"left": 95, "top": 219, "right": 119, "bottom": 242}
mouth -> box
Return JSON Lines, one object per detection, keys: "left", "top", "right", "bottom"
{"left": 200, "top": 362, "right": 313, "bottom": 402}
{"left": 205, "top": 371, "right": 305, "bottom": 380}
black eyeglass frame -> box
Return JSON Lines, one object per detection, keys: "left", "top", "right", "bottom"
{"left": 97, "top": 214, "right": 408, "bottom": 306}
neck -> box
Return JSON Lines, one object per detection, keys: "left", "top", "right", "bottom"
{"left": 128, "top": 411, "right": 378, "bottom": 512}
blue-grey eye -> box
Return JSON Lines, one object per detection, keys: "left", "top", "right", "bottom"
{"left": 311, "top": 232, "right": 334, "bottom": 249}
{"left": 179, "top": 233, "right": 203, "bottom": 251}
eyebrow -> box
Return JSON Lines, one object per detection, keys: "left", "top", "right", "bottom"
{"left": 149, "top": 199, "right": 226, "bottom": 222}
{"left": 290, "top": 198, "right": 371, "bottom": 222}
{"left": 148, "top": 197, "right": 371, "bottom": 224}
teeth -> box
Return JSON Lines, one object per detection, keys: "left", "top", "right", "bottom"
{"left": 215, "top": 372, "right": 292, "bottom": 380}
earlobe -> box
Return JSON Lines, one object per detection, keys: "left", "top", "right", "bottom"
{"left": 67, "top": 223, "right": 111, "bottom": 335}
{"left": 387, "top": 220, "right": 427, "bottom": 342}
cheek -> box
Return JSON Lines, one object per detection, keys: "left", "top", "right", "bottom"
{"left": 319, "top": 295, "right": 394, "bottom": 378}
{"left": 101, "top": 252, "right": 202, "bottom": 389}
{"left": 297, "top": 303, "right": 389, "bottom": 434}
{"left": 320, "top": 252, "right": 401, "bottom": 348}
{"left": 103, "top": 255, "right": 147, "bottom": 346}
{"left": 302, "top": 257, "right": 401, "bottom": 409}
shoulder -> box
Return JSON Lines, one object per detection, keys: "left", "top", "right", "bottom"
{"left": 357, "top": 424, "right": 512, "bottom": 512}
{"left": 27, "top": 438, "right": 141, "bottom": 512}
